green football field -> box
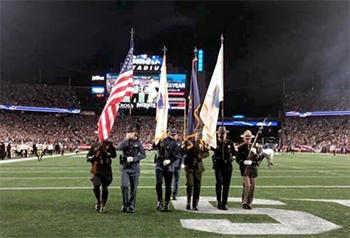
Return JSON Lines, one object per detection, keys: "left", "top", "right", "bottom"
{"left": 0, "top": 152, "right": 349, "bottom": 238}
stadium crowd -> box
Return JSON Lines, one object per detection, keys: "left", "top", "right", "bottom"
{"left": 1, "top": 82, "right": 80, "bottom": 109}
{"left": 283, "top": 117, "right": 350, "bottom": 153}
{"left": 0, "top": 111, "right": 184, "bottom": 156}
{"left": 284, "top": 89, "right": 350, "bottom": 111}
{"left": 1, "top": 83, "right": 349, "bottom": 157}
{"left": 282, "top": 88, "right": 350, "bottom": 153}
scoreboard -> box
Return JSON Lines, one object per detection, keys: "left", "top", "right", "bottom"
{"left": 106, "top": 73, "right": 186, "bottom": 111}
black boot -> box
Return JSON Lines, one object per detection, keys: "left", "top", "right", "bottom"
{"left": 121, "top": 205, "right": 128, "bottom": 213}
{"left": 186, "top": 186, "right": 192, "bottom": 210}
{"left": 156, "top": 200, "right": 163, "bottom": 210}
{"left": 101, "top": 189, "right": 108, "bottom": 214}
{"left": 164, "top": 202, "right": 170, "bottom": 212}
{"left": 122, "top": 187, "right": 129, "bottom": 212}
{"left": 93, "top": 187, "right": 101, "bottom": 212}
{"left": 217, "top": 201, "right": 222, "bottom": 210}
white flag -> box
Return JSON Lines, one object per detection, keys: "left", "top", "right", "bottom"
{"left": 154, "top": 54, "right": 169, "bottom": 144}
{"left": 200, "top": 42, "right": 224, "bottom": 148}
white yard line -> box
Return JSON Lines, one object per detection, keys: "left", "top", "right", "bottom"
{"left": 1, "top": 175, "right": 350, "bottom": 179}
{"left": 0, "top": 153, "right": 81, "bottom": 164}
{"left": 1, "top": 185, "right": 349, "bottom": 190}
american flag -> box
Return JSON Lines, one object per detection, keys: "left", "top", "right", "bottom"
{"left": 98, "top": 36, "right": 134, "bottom": 141}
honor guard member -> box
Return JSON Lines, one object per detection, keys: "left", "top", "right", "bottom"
{"left": 172, "top": 132, "right": 183, "bottom": 200}
{"left": 87, "top": 140, "right": 116, "bottom": 213}
{"left": 212, "top": 126, "right": 236, "bottom": 210}
{"left": 182, "top": 132, "right": 209, "bottom": 210}
{"left": 153, "top": 128, "right": 181, "bottom": 212}
{"left": 6, "top": 142, "right": 11, "bottom": 159}
{"left": 0, "top": 141, "right": 5, "bottom": 160}
{"left": 236, "top": 130, "right": 261, "bottom": 209}
{"left": 117, "top": 126, "right": 146, "bottom": 213}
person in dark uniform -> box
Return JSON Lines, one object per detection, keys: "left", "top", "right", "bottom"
{"left": 236, "top": 130, "right": 261, "bottom": 210}
{"left": 182, "top": 132, "right": 209, "bottom": 210}
{"left": 212, "top": 126, "right": 236, "bottom": 210}
{"left": 0, "top": 141, "right": 5, "bottom": 160}
{"left": 153, "top": 128, "right": 181, "bottom": 212}
{"left": 88, "top": 139, "right": 100, "bottom": 182}
{"left": 117, "top": 126, "right": 146, "bottom": 213}
{"left": 33, "top": 143, "right": 37, "bottom": 158}
{"left": 172, "top": 132, "right": 183, "bottom": 200}
{"left": 87, "top": 140, "right": 116, "bottom": 213}
{"left": 6, "top": 142, "right": 11, "bottom": 159}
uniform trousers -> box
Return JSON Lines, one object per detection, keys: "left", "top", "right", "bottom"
{"left": 185, "top": 170, "right": 202, "bottom": 207}
{"left": 214, "top": 169, "right": 232, "bottom": 206}
{"left": 121, "top": 169, "right": 139, "bottom": 208}
{"left": 156, "top": 169, "right": 173, "bottom": 203}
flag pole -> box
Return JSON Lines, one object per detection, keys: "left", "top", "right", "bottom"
{"left": 129, "top": 28, "right": 135, "bottom": 117}
{"left": 220, "top": 34, "right": 225, "bottom": 160}
{"left": 183, "top": 98, "right": 186, "bottom": 140}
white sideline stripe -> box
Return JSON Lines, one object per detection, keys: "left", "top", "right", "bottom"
{"left": 0, "top": 153, "right": 80, "bottom": 164}
{"left": 1, "top": 170, "right": 349, "bottom": 174}
{"left": 1, "top": 175, "right": 350, "bottom": 180}
{"left": 1, "top": 185, "right": 349, "bottom": 190}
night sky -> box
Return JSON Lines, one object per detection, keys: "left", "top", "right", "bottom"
{"left": 1, "top": 1, "right": 349, "bottom": 117}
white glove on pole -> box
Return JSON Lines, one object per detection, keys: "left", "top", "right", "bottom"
{"left": 244, "top": 160, "right": 252, "bottom": 165}
{"left": 250, "top": 148, "right": 257, "bottom": 154}
{"left": 127, "top": 157, "right": 134, "bottom": 163}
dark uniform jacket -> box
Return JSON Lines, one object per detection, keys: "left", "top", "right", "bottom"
{"left": 87, "top": 142, "right": 116, "bottom": 176}
{"left": 236, "top": 143, "right": 261, "bottom": 177}
{"left": 212, "top": 139, "right": 236, "bottom": 171}
{"left": 183, "top": 139, "right": 209, "bottom": 173}
{"left": 117, "top": 139, "right": 146, "bottom": 172}
{"left": 0, "top": 142, "right": 5, "bottom": 159}
{"left": 153, "top": 137, "right": 181, "bottom": 172}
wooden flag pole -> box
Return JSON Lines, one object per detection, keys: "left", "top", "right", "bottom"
{"left": 129, "top": 28, "right": 135, "bottom": 117}
{"left": 183, "top": 98, "right": 186, "bottom": 141}
{"left": 220, "top": 34, "right": 225, "bottom": 160}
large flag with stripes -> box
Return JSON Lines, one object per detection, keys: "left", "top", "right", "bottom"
{"left": 98, "top": 36, "right": 134, "bottom": 141}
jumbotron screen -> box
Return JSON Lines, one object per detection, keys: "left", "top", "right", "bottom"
{"left": 106, "top": 73, "right": 186, "bottom": 110}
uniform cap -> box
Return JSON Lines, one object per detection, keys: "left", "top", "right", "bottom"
{"left": 240, "top": 130, "right": 255, "bottom": 138}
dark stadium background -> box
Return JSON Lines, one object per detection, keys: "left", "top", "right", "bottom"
{"left": 1, "top": 1, "right": 349, "bottom": 117}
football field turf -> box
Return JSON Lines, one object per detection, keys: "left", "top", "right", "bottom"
{"left": 0, "top": 152, "right": 349, "bottom": 238}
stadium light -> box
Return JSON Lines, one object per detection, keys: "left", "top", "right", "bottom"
{"left": 198, "top": 49, "right": 203, "bottom": 72}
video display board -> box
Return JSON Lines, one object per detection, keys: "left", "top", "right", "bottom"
{"left": 106, "top": 73, "right": 186, "bottom": 110}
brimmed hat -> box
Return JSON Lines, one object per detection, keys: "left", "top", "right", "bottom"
{"left": 217, "top": 126, "right": 229, "bottom": 134}
{"left": 168, "top": 128, "right": 177, "bottom": 135}
{"left": 240, "top": 130, "right": 255, "bottom": 138}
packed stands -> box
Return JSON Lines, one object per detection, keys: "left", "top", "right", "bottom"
{"left": 1, "top": 82, "right": 80, "bottom": 109}
{"left": 284, "top": 89, "right": 350, "bottom": 111}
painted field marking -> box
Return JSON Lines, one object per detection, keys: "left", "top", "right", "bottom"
{"left": 173, "top": 196, "right": 341, "bottom": 235}
{"left": 0, "top": 153, "right": 80, "bottom": 164}
{"left": 281, "top": 198, "right": 350, "bottom": 208}
{"left": 1, "top": 175, "right": 349, "bottom": 180}
{"left": 1, "top": 185, "right": 349, "bottom": 190}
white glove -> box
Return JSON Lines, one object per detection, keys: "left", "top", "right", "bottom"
{"left": 163, "top": 159, "right": 171, "bottom": 166}
{"left": 250, "top": 148, "right": 257, "bottom": 154}
{"left": 127, "top": 157, "right": 134, "bottom": 163}
{"left": 181, "top": 163, "right": 185, "bottom": 169}
{"left": 244, "top": 160, "right": 252, "bottom": 165}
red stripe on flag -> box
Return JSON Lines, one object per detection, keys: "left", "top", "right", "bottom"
{"left": 98, "top": 74, "right": 133, "bottom": 141}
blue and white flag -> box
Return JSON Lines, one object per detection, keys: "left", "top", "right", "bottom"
{"left": 200, "top": 42, "right": 224, "bottom": 148}
{"left": 154, "top": 54, "right": 169, "bottom": 144}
